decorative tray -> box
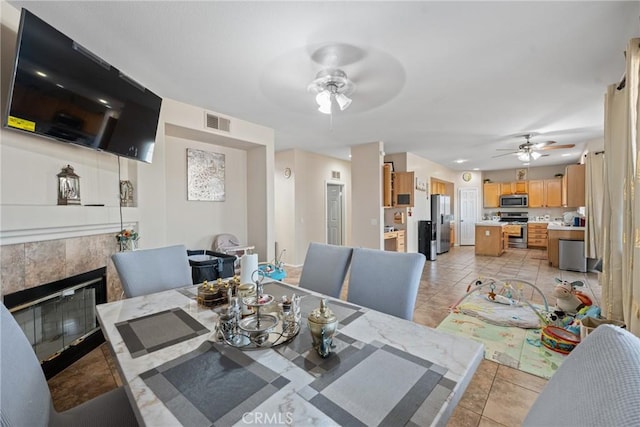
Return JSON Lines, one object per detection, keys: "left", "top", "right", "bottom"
{"left": 213, "top": 313, "right": 300, "bottom": 349}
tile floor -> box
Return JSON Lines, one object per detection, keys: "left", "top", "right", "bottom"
{"left": 48, "top": 246, "right": 600, "bottom": 426}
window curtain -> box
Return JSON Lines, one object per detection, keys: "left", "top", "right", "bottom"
{"left": 585, "top": 152, "right": 604, "bottom": 259}
{"left": 601, "top": 38, "right": 639, "bottom": 336}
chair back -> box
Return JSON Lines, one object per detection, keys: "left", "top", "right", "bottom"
{"left": 347, "top": 248, "right": 425, "bottom": 320}
{"left": 112, "top": 244, "right": 193, "bottom": 298}
{"left": 298, "top": 243, "right": 353, "bottom": 298}
{"left": 213, "top": 233, "right": 240, "bottom": 252}
{"left": 1, "top": 303, "right": 52, "bottom": 426}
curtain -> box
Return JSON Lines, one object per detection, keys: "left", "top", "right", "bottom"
{"left": 585, "top": 152, "right": 604, "bottom": 259}
{"left": 601, "top": 38, "right": 639, "bottom": 336}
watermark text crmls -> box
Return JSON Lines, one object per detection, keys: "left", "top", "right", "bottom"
{"left": 242, "top": 411, "right": 294, "bottom": 424}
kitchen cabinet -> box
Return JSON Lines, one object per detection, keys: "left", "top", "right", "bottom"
{"left": 384, "top": 229, "right": 405, "bottom": 252}
{"left": 528, "top": 179, "right": 562, "bottom": 208}
{"left": 383, "top": 164, "right": 392, "bottom": 207}
{"left": 547, "top": 228, "right": 584, "bottom": 267}
{"left": 382, "top": 168, "right": 414, "bottom": 208}
{"left": 475, "top": 224, "right": 506, "bottom": 256}
{"left": 483, "top": 183, "right": 501, "bottom": 208}
{"left": 528, "top": 223, "right": 548, "bottom": 248}
{"left": 431, "top": 180, "right": 446, "bottom": 195}
{"left": 500, "top": 181, "right": 528, "bottom": 195}
{"left": 563, "top": 164, "right": 585, "bottom": 207}
{"left": 393, "top": 172, "right": 414, "bottom": 207}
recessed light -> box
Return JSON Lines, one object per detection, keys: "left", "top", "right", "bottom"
{"left": 561, "top": 153, "right": 572, "bottom": 157}
{"left": 55, "top": 83, "right": 64, "bottom": 88}
{"left": 472, "top": 168, "right": 479, "bottom": 171}
{"left": 98, "top": 98, "right": 108, "bottom": 104}
{"left": 522, "top": 162, "right": 530, "bottom": 166}
{"left": 454, "top": 159, "right": 466, "bottom": 164}
{"left": 36, "top": 71, "right": 47, "bottom": 77}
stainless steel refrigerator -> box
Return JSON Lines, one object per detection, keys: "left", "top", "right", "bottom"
{"left": 431, "top": 194, "right": 451, "bottom": 253}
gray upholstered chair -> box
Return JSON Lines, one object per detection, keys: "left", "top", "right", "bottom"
{"left": 0, "top": 303, "right": 139, "bottom": 427}
{"left": 347, "top": 247, "right": 425, "bottom": 320}
{"left": 112, "top": 244, "right": 193, "bottom": 298}
{"left": 298, "top": 242, "right": 353, "bottom": 298}
{"left": 523, "top": 324, "right": 640, "bottom": 426}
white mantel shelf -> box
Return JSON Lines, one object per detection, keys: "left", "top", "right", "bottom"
{"left": 0, "top": 205, "right": 139, "bottom": 245}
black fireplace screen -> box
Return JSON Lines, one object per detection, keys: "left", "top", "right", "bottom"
{"left": 4, "top": 267, "right": 107, "bottom": 378}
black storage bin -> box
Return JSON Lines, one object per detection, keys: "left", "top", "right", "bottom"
{"left": 187, "top": 250, "right": 236, "bottom": 284}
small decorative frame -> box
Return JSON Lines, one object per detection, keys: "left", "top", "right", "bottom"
{"left": 516, "top": 168, "right": 528, "bottom": 181}
{"left": 415, "top": 177, "right": 427, "bottom": 192}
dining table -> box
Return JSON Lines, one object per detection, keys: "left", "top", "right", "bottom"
{"left": 96, "top": 279, "right": 484, "bottom": 426}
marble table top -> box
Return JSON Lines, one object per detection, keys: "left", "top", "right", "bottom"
{"left": 97, "top": 280, "right": 484, "bottom": 426}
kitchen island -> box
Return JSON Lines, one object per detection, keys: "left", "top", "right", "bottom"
{"left": 475, "top": 222, "right": 507, "bottom": 256}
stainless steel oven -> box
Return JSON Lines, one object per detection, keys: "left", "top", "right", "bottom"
{"left": 499, "top": 212, "right": 528, "bottom": 249}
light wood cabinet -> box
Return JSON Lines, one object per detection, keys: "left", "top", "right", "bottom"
{"left": 383, "top": 164, "right": 392, "bottom": 207}
{"left": 393, "top": 172, "right": 414, "bottom": 207}
{"left": 528, "top": 223, "right": 548, "bottom": 248}
{"left": 384, "top": 230, "right": 406, "bottom": 252}
{"left": 431, "top": 180, "right": 446, "bottom": 195}
{"left": 475, "top": 224, "right": 506, "bottom": 257}
{"left": 483, "top": 183, "right": 501, "bottom": 208}
{"left": 500, "top": 181, "right": 528, "bottom": 195}
{"left": 563, "top": 164, "right": 585, "bottom": 207}
{"left": 382, "top": 169, "right": 414, "bottom": 208}
{"left": 547, "top": 229, "right": 585, "bottom": 267}
{"left": 528, "top": 179, "right": 562, "bottom": 208}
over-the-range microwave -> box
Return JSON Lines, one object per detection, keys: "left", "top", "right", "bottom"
{"left": 500, "top": 194, "right": 528, "bottom": 208}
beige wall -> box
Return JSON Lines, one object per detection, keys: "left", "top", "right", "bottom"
{"left": 351, "top": 142, "right": 384, "bottom": 249}
{"left": 274, "top": 149, "right": 351, "bottom": 265}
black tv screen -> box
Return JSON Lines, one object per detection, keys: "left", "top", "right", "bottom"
{"left": 4, "top": 9, "right": 162, "bottom": 163}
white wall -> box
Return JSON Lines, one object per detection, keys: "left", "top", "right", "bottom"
{"left": 274, "top": 149, "right": 351, "bottom": 265}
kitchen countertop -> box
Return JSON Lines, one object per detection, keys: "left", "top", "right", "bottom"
{"left": 476, "top": 221, "right": 506, "bottom": 227}
{"left": 547, "top": 224, "right": 586, "bottom": 231}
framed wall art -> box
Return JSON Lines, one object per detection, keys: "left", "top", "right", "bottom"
{"left": 187, "top": 148, "right": 225, "bottom": 201}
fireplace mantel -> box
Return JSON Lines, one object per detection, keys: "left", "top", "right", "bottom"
{"left": 0, "top": 205, "right": 139, "bottom": 245}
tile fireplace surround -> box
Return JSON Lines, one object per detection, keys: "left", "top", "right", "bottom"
{"left": 1, "top": 233, "right": 125, "bottom": 302}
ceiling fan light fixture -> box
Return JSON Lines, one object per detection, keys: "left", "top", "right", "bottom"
{"left": 530, "top": 151, "right": 542, "bottom": 160}
{"left": 517, "top": 152, "right": 529, "bottom": 162}
{"left": 308, "top": 68, "right": 355, "bottom": 114}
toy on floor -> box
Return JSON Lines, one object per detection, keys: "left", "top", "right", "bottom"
{"left": 553, "top": 279, "right": 587, "bottom": 315}
{"left": 258, "top": 249, "right": 287, "bottom": 281}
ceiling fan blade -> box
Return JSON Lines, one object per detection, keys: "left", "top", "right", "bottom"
{"left": 492, "top": 152, "right": 518, "bottom": 158}
{"left": 495, "top": 148, "right": 519, "bottom": 151}
{"left": 538, "top": 144, "right": 575, "bottom": 150}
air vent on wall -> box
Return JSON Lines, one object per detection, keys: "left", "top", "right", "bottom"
{"left": 332, "top": 171, "right": 341, "bottom": 180}
{"left": 205, "top": 113, "right": 231, "bottom": 132}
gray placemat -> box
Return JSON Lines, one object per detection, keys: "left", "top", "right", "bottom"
{"left": 140, "top": 341, "right": 290, "bottom": 426}
{"left": 115, "top": 308, "right": 209, "bottom": 358}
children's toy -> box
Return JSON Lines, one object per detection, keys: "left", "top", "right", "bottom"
{"left": 553, "top": 279, "right": 585, "bottom": 314}
{"left": 258, "top": 249, "right": 287, "bottom": 281}
{"left": 452, "top": 277, "right": 550, "bottom": 328}
{"left": 540, "top": 325, "right": 580, "bottom": 354}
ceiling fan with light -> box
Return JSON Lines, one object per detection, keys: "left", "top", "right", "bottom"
{"left": 493, "top": 133, "right": 576, "bottom": 162}
{"left": 307, "top": 68, "right": 355, "bottom": 114}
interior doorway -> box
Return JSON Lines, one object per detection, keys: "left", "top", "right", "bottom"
{"left": 326, "top": 183, "right": 344, "bottom": 245}
{"left": 459, "top": 187, "right": 478, "bottom": 245}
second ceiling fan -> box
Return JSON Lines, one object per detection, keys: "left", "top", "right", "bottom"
{"left": 493, "top": 134, "right": 575, "bottom": 162}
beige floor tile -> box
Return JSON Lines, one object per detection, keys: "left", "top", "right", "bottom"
{"left": 482, "top": 377, "right": 539, "bottom": 426}
{"left": 495, "top": 364, "right": 547, "bottom": 393}
{"left": 478, "top": 416, "right": 509, "bottom": 427}
{"left": 457, "top": 360, "right": 499, "bottom": 414}
{"left": 447, "top": 405, "right": 482, "bottom": 427}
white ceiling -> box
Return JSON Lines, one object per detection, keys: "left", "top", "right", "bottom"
{"left": 8, "top": 1, "right": 640, "bottom": 171}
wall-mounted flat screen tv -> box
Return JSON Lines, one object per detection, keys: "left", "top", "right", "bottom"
{"left": 3, "top": 9, "right": 162, "bottom": 163}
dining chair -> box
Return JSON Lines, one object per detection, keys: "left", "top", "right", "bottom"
{"left": 298, "top": 242, "right": 353, "bottom": 298}
{"left": 0, "top": 303, "right": 139, "bottom": 427}
{"left": 112, "top": 244, "right": 193, "bottom": 298}
{"left": 347, "top": 247, "right": 425, "bottom": 320}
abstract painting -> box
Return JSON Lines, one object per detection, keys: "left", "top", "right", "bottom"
{"left": 187, "top": 148, "right": 225, "bottom": 201}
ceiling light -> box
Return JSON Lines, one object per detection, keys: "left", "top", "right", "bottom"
{"left": 517, "top": 152, "right": 530, "bottom": 162}
{"left": 308, "top": 68, "right": 355, "bottom": 115}
{"left": 522, "top": 162, "right": 530, "bottom": 166}
{"left": 561, "top": 153, "right": 572, "bottom": 157}
{"left": 36, "top": 71, "right": 47, "bottom": 77}
{"left": 454, "top": 159, "right": 466, "bottom": 164}
{"left": 531, "top": 151, "right": 542, "bottom": 160}
{"left": 473, "top": 168, "right": 479, "bottom": 171}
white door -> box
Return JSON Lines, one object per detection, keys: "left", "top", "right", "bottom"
{"left": 459, "top": 188, "right": 478, "bottom": 245}
{"left": 327, "top": 184, "right": 343, "bottom": 245}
